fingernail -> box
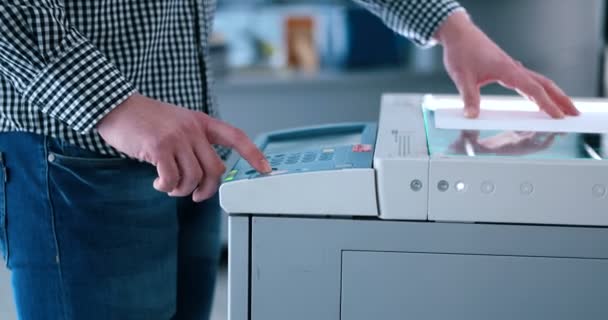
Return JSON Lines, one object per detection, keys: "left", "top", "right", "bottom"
{"left": 464, "top": 108, "right": 478, "bottom": 119}
{"left": 262, "top": 159, "right": 272, "bottom": 173}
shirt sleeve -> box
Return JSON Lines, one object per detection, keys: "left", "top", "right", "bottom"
{"left": 0, "top": 0, "right": 136, "bottom": 134}
{"left": 352, "top": 0, "right": 464, "bottom": 47}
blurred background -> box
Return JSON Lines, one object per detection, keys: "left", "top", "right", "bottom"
{"left": 212, "top": 0, "right": 605, "bottom": 140}
{"left": 0, "top": 0, "right": 606, "bottom": 319}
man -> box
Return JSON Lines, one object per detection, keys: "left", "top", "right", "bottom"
{"left": 0, "top": 0, "right": 578, "bottom": 319}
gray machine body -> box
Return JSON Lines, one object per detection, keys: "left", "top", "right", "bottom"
{"left": 229, "top": 216, "right": 608, "bottom": 320}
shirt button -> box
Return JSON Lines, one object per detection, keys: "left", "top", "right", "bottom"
{"left": 48, "top": 154, "right": 56, "bottom": 162}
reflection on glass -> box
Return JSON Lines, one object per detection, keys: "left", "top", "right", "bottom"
{"left": 422, "top": 108, "right": 604, "bottom": 160}
{"left": 449, "top": 131, "right": 560, "bottom": 157}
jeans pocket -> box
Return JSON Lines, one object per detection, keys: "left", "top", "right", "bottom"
{"left": 47, "top": 140, "right": 132, "bottom": 169}
{"left": 0, "top": 152, "right": 8, "bottom": 266}
{"left": 46, "top": 139, "right": 158, "bottom": 204}
{"left": 48, "top": 151, "right": 132, "bottom": 169}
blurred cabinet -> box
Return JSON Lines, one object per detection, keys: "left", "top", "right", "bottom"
{"left": 458, "top": 0, "right": 604, "bottom": 97}
{"left": 215, "top": 70, "right": 454, "bottom": 139}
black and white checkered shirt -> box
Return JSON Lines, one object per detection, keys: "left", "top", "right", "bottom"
{"left": 0, "top": 0, "right": 461, "bottom": 157}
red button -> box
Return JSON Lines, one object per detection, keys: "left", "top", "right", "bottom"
{"left": 352, "top": 144, "right": 372, "bottom": 152}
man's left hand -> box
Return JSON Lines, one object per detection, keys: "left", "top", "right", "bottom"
{"left": 434, "top": 11, "right": 580, "bottom": 119}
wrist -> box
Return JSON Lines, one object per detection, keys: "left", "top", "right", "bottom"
{"left": 434, "top": 10, "right": 476, "bottom": 47}
{"left": 96, "top": 92, "right": 143, "bottom": 131}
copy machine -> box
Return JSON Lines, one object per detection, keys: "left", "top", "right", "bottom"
{"left": 220, "top": 94, "right": 608, "bottom": 320}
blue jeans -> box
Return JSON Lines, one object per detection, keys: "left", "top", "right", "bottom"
{"left": 0, "top": 132, "right": 222, "bottom": 320}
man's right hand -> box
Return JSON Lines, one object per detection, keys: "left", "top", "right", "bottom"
{"left": 97, "top": 93, "right": 271, "bottom": 202}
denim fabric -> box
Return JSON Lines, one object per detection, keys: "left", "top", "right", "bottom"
{"left": 0, "top": 132, "right": 222, "bottom": 320}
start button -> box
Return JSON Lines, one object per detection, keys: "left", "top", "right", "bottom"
{"left": 592, "top": 184, "right": 607, "bottom": 198}
{"left": 520, "top": 182, "right": 534, "bottom": 195}
{"left": 480, "top": 181, "right": 495, "bottom": 194}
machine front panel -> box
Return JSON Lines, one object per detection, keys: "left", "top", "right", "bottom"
{"left": 220, "top": 123, "right": 379, "bottom": 216}
{"left": 225, "top": 123, "right": 377, "bottom": 182}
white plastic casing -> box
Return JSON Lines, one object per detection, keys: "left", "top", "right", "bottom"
{"left": 377, "top": 94, "right": 608, "bottom": 226}
{"left": 374, "top": 95, "right": 430, "bottom": 221}
{"left": 219, "top": 169, "right": 378, "bottom": 216}
{"left": 428, "top": 157, "right": 608, "bottom": 226}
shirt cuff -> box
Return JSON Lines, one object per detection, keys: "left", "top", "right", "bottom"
{"left": 392, "top": 0, "right": 464, "bottom": 47}
{"left": 419, "top": 5, "right": 466, "bottom": 47}
{"left": 22, "top": 33, "right": 136, "bottom": 134}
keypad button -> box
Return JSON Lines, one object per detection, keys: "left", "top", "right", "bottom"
{"left": 271, "top": 154, "right": 285, "bottom": 164}
{"left": 285, "top": 153, "right": 301, "bottom": 165}
{"left": 319, "top": 152, "right": 334, "bottom": 161}
{"left": 302, "top": 152, "right": 317, "bottom": 163}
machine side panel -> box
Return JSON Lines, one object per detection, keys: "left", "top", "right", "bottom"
{"left": 375, "top": 158, "right": 429, "bottom": 220}
{"left": 374, "top": 94, "right": 430, "bottom": 220}
{"left": 374, "top": 94, "right": 429, "bottom": 159}
{"left": 228, "top": 216, "right": 250, "bottom": 320}
{"left": 250, "top": 217, "right": 342, "bottom": 320}
{"left": 428, "top": 158, "right": 608, "bottom": 226}
{"left": 341, "top": 251, "right": 608, "bottom": 320}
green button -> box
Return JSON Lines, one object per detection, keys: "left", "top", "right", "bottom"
{"left": 224, "top": 170, "right": 238, "bottom": 181}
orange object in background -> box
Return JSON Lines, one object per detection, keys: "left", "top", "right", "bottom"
{"left": 285, "top": 16, "right": 319, "bottom": 73}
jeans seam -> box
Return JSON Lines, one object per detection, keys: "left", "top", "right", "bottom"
{"left": 44, "top": 136, "right": 69, "bottom": 320}
{"left": 0, "top": 153, "right": 7, "bottom": 267}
